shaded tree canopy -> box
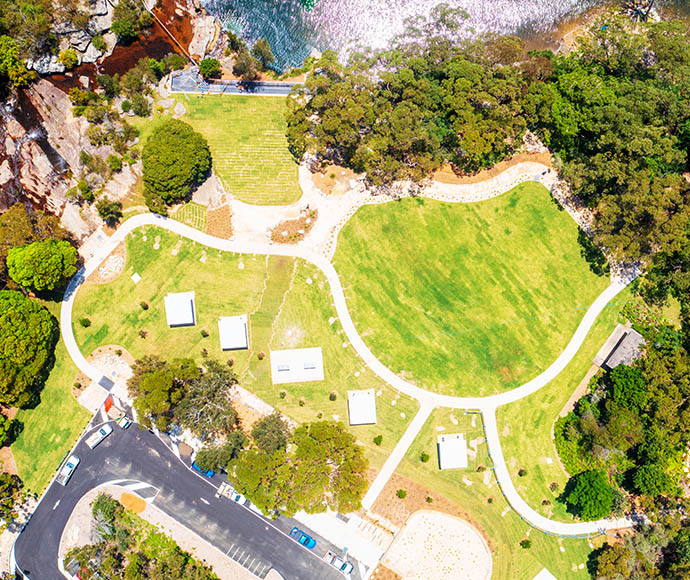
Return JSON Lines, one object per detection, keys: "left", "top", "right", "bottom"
{"left": 142, "top": 119, "right": 211, "bottom": 211}
{"left": 0, "top": 203, "right": 70, "bottom": 290}
{"left": 199, "top": 57, "right": 221, "bottom": 79}
{"left": 0, "top": 290, "right": 58, "bottom": 407}
{"left": 251, "top": 412, "right": 289, "bottom": 454}
{"left": 194, "top": 432, "right": 246, "bottom": 473}
{"left": 7, "top": 238, "right": 78, "bottom": 292}
{"left": 228, "top": 420, "right": 368, "bottom": 517}
{"left": 565, "top": 469, "right": 615, "bottom": 520}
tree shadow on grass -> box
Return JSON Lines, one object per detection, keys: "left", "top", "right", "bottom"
{"left": 578, "top": 230, "right": 610, "bottom": 277}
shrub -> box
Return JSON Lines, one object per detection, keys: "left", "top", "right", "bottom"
{"left": 279, "top": 390, "right": 287, "bottom": 399}
{"left": 107, "top": 154, "right": 122, "bottom": 173}
{"left": 298, "top": 398, "right": 305, "bottom": 407}
{"left": 115, "top": 349, "right": 122, "bottom": 356}
{"left": 477, "top": 465, "right": 486, "bottom": 472}
{"left": 316, "top": 411, "right": 323, "bottom": 419}
{"left": 396, "top": 489, "right": 406, "bottom": 499}
{"left": 373, "top": 434, "right": 383, "bottom": 446}
{"left": 199, "top": 58, "right": 221, "bottom": 79}
{"left": 96, "top": 199, "right": 123, "bottom": 225}
{"left": 121, "top": 99, "right": 131, "bottom": 113}
{"left": 420, "top": 452, "right": 430, "bottom": 463}
{"left": 140, "top": 301, "right": 149, "bottom": 310}
{"left": 425, "top": 496, "right": 433, "bottom": 503}
{"left": 130, "top": 93, "right": 150, "bottom": 117}
{"left": 138, "top": 329, "right": 147, "bottom": 338}
{"left": 328, "top": 391, "right": 337, "bottom": 401}
{"left": 92, "top": 35, "right": 107, "bottom": 53}
{"left": 58, "top": 48, "right": 79, "bottom": 70}
{"left": 518, "top": 468, "right": 527, "bottom": 477}
{"left": 79, "top": 317, "right": 92, "bottom": 327}
{"left": 201, "top": 347, "right": 208, "bottom": 358}
{"left": 73, "top": 381, "right": 82, "bottom": 390}
{"left": 257, "top": 351, "right": 265, "bottom": 360}
{"left": 200, "top": 329, "right": 209, "bottom": 338}
{"left": 487, "top": 497, "right": 494, "bottom": 503}
{"left": 163, "top": 53, "right": 187, "bottom": 71}
{"left": 520, "top": 539, "right": 532, "bottom": 549}
{"left": 226, "top": 359, "right": 234, "bottom": 367}
{"left": 549, "top": 481, "right": 559, "bottom": 492}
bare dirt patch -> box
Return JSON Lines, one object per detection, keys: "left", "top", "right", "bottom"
{"left": 206, "top": 204, "right": 233, "bottom": 239}
{"left": 74, "top": 345, "right": 135, "bottom": 399}
{"left": 312, "top": 165, "right": 361, "bottom": 195}
{"left": 369, "top": 565, "right": 402, "bottom": 580}
{"left": 88, "top": 242, "right": 127, "bottom": 284}
{"left": 371, "top": 472, "right": 494, "bottom": 552}
{"left": 270, "top": 208, "right": 318, "bottom": 244}
{"left": 433, "top": 152, "right": 554, "bottom": 185}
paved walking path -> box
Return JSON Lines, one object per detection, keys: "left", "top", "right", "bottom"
{"left": 62, "top": 160, "right": 641, "bottom": 541}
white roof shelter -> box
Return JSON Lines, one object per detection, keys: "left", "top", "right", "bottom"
{"left": 347, "top": 389, "right": 377, "bottom": 425}
{"left": 164, "top": 291, "right": 196, "bottom": 327}
{"left": 218, "top": 315, "right": 249, "bottom": 350}
{"left": 437, "top": 433, "right": 468, "bottom": 470}
{"left": 270, "top": 347, "right": 324, "bottom": 384}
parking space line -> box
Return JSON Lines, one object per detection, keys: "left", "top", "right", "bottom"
{"left": 225, "top": 543, "right": 235, "bottom": 555}
{"left": 248, "top": 557, "right": 256, "bottom": 569}
{"left": 232, "top": 545, "right": 241, "bottom": 558}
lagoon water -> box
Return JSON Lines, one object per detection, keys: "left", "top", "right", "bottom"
{"left": 202, "top": 0, "right": 689, "bottom": 70}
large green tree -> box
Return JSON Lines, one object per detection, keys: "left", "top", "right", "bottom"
{"left": 7, "top": 239, "right": 78, "bottom": 292}
{"left": 565, "top": 469, "right": 615, "bottom": 521}
{"left": 0, "top": 203, "right": 70, "bottom": 290}
{"left": 142, "top": 119, "right": 211, "bottom": 211}
{"left": 0, "top": 290, "right": 58, "bottom": 407}
{"left": 251, "top": 412, "right": 289, "bottom": 454}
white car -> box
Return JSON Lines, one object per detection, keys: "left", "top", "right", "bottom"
{"left": 86, "top": 424, "right": 113, "bottom": 449}
{"left": 325, "top": 551, "right": 354, "bottom": 575}
{"left": 230, "top": 490, "right": 248, "bottom": 505}
{"left": 56, "top": 455, "right": 80, "bottom": 486}
{"left": 118, "top": 416, "right": 132, "bottom": 429}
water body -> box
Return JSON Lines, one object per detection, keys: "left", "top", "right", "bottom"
{"left": 203, "top": 0, "right": 689, "bottom": 71}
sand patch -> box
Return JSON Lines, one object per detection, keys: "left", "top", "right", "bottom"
{"left": 383, "top": 510, "right": 492, "bottom": 580}
{"left": 433, "top": 152, "right": 554, "bottom": 185}
{"left": 120, "top": 492, "right": 146, "bottom": 514}
{"left": 88, "top": 242, "right": 127, "bottom": 284}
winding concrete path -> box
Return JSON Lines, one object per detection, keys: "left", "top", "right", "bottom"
{"left": 63, "top": 211, "right": 638, "bottom": 537}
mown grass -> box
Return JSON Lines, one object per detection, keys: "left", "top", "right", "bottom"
{"left": 177, "top": 95, "right": 301, "bottom": 205}
{"left": 398, "top": 408, "right": 600, "bottom": 580}
{"left": 72, "top": 228, "right": 415, "bottom": 469}
{"left": 172, "top": 202, "right": 207, "bottom": 232}
{"left": 496, "top": 288, "right": 632, "bottom": 522}
{"left": 333, "top": 182, "right": 610, "bottom": 397}
{"left": 12, "top": 301, "right": 91, "bottom": 493}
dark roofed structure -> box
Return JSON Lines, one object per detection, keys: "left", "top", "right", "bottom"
{"left": 598, "top": 326, "right": 647, "bottom": 371}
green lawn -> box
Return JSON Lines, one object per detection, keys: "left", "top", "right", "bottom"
{"left": 72, "top": 228, "right": 415, "bottom": 469}
{"left": 398, "top": 409, "right": 599, "bottom": 580}
{"left": 179, "top": 95, "right": 301, "bottom": 205}
{"left": 496, "top": 287, "right": 631, "bottom": 522}
{"left": 172, "top": 202, "right": 207, "bottom": 232}
{"left": 333, "top": 182, "right": 610, "bottom": 397}
{"left": 12, "top": 301, "right": 91, "bottom": 493}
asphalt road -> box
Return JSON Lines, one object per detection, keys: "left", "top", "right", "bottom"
{"left": 170, "top": 69, "right": 298, "bottom": 96}
{"left": 14, "top": 420, "right": 356, "bottom": 580}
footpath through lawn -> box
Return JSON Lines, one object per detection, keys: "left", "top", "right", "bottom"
{"left": 333, "top": 182, "right": 610, "bottom": 397}
{"left": 72, "top": 228, "right": 416, "bottom": 469}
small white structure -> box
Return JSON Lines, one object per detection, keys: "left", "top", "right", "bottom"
{"left": 218, "top": 315, "right": 249, "bottom": 350}
{"left": 437, "top": 433, "right": 468, "bottom": 470}
{"left": 164, "top": 291, "right": 196, "bottom": 327}
{"left": 270, "top": 347, "right": 324, "bottom": 384}
{"left": 347, "top": 389, "right": 377, "bottom": 425}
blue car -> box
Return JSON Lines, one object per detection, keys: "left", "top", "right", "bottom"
{"left": 289, "top": 526, "right": 316, "bottom": 549}
{"left": 192, "top": 461, "right": 215, "bottom": 478}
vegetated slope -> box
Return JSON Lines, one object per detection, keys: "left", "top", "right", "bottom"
{"left": 334, "top": 181, "right": 609, "bottom": 396}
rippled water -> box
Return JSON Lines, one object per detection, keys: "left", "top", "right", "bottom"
{"left": 203, "top": 0, "right": 689, "bottom": 70}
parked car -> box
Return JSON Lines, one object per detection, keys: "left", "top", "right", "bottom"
{"left": 325, "top": 550, "right": 354, "bottom": 575}
{"left": 289, "top": 527, "right": 316, "bottom": 549}
{"left": 192, "top": 461, "right": 215, "bottom": 478}
{"left": 56, "top": 455, "right": 80, "bottom": 486}
{"left": 118, "top": 416, "right": 132, "bottom": 429}
{"left": 86, "top": 424, "right": 113, "bottom": 449}
{"left": 229, "top": 490, "right": 247, "bottom": 505}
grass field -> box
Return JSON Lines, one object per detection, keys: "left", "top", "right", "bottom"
{"left": 12, "top": 301, "right": 91, "bottom": 493}
{"left": 397, "top": 409, "right": 600, "bottom": 580}
{"left": 333, "top": 182, "right": 610, "bottom": 397}
{"left": 72, "top": 228, "right": 415, "bottom": 468}
{"left": 178, "top": 95, "right": 301, "bottom": 205}
{"left": 172, "top": 202, "right": 207, "bottom": 232}
{"left": 496, "top": 288, "right": 631, "bottom": 522}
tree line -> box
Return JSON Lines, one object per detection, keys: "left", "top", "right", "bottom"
{"left": 287, "top": 11, "right": 690, "bottom": 272}
{"left": 128, "top": 355, "right": 369, "bottom": 517}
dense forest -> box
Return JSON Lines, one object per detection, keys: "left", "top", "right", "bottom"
{"left": 288, "top": 11, "right": 690, "bottom": 271}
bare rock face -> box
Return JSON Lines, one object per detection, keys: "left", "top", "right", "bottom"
{"left": 26, "top": 55, "right": 66, "bottom": 74}
{"left": 27, "top": 80, "right": 109, "bottom": 170}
